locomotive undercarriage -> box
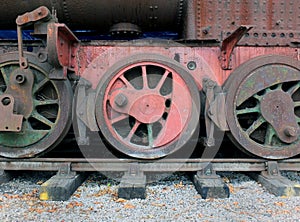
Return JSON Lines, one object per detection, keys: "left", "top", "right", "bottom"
{"left": 0, "top": 4, "right": 299, "bottom": 200}
{"left": 0, "top": 6, "right": 299, "bottom": 161}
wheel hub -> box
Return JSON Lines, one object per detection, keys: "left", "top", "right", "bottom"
{"left": 110, "top": 89, "right": 165, "bottom": 124}
{"left": 134, "top": 94, "right": 165, "bottom": 123}
{"left": 260, "top": 90, "right": 300, "bottom": 143}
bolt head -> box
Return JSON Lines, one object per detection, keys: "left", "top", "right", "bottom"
{"left": 15, "top": 74, "right": 26, "bottom": 84}
{"left": 1, "top": 97, "right": 11, "bottom": 106}
{"left": 284, "top": 126, "right": 298, "bottom": 137}
{"left": 114, "top": 94, "right": 128, "bottom": 107}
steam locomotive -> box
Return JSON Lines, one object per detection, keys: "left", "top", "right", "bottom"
{"left": 0, "top": 0, "right": 299, "bottom": 161}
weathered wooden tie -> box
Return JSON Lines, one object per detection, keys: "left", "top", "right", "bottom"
{"left": 39, "top": 163, "right": 87, "bottom": 201}
{"left": 193, "top": 163, "right": 230, "bottom": 199}
{"left": 118, "top": 163, "right": 146, "bottom": 199}
{"left": 252, "top": 161, "right": 300, "bottom": 197}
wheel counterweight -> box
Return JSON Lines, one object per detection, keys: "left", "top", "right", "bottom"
{"left": 95, "top": 54, "right": 200, "bottom": 159}
{"left": 224, "top": 55, "right": 300, "bottom": 159}
{"left": 0, "top": 53, "right": 73, "bottom": 158}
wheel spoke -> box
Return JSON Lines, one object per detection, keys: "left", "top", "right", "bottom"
{"left": 34, "top": 99, "right": 59, "bottom": 106}
{"left": 236, "top": 105, "right": 260, "bottom": 115}
{"left": 147, "top": 124, "right": 154, "bottom": 147}
{"left": 111, "top": 113, "right": 129, "bottom": 124}
{"left": 33, "top": 78, "right": 49, "bottom": 94}
{"left": 141, "top": 65, "right": 149, "bottom": 89}
{"left": 0, "top": 67, "right": 9, "bottom": 86}
{"left": 119, "top": 75, "right": 135, "bottom": 90}
{"left": 276, "top": 83, "right": 283, "bottom": 90}
{"left": 245, "top": 116, "right": 266, "bottom": 136}
{"left": 294, "top": 101, "right": 300, "bottom": 108}
{"left": 31, "top": 111, "right": 55, "bottom": 128}
{"left": 287, "top": 82, "right": 300, "bottom": 95}
{"left": 125, "top": 121, "right": 140, "bottom": 142}
{"left": 158, "top": 118, "right": 165, "bottom": 126}
{"left": 265, "top": 88, "right": 271, "bottom": 93}
{"left": 253, "top": 94, "right": 263, "bottom": 101}
{"left": 155, "top": 70, "right": 170, "bottom": 92}
{"left": 23, "top": 120, "right": 33, "bottom": 130}
{"left": 264, "top": 125, "right": 276, "bottom": 146}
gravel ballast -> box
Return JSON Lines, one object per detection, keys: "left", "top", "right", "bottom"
{"left": 0, "top": 171, "right": 300, "bottom": 221}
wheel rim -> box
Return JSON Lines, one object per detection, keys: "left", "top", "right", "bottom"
{"left": 95, "top": 54, "right": 200, "bottom": 159}
{"left": 225, "top": 55, "right": 300, "bottom": 159}
{"left": 0, "top": 53, "right": 72, "bottom": 158}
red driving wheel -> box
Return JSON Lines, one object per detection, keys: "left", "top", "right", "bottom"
{"left": 95, "top": 54, "right": 200, "bottom": 159}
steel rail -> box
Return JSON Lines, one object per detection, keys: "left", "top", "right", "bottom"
{"left": 0, "top": 158, "right": 299, "bottom": 172}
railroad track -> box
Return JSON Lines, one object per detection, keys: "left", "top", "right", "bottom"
{"left": 1, "top": 157, "right": 300, "bottom": 201}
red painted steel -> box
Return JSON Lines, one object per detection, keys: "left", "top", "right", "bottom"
{"left": 102, "top": 61, "right": 192, "bottom": 148}
{"left": 76, "top": 45, "right": 298, "bottom": 90}
{"left": 93, "top": 54, "right": 201, "bottom": 159}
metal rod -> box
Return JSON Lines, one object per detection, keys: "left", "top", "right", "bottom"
{"left": 17, "top": 25, "right": 28, "bottom": 69}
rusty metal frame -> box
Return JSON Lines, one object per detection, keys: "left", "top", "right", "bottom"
{"left": 0, "top": 95, "right": 23, "bottom": 132}
{"left": 16, "top": 6, "right": 52, "bottom": 69}
{"left": 219, "top": 26, "right": 252, "bottom": 70}
{"left": 14, "top": 6, "right": 80, "bottom": 79}
{"left": 47, "top": 23, "right": 79, "bottom": 79}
